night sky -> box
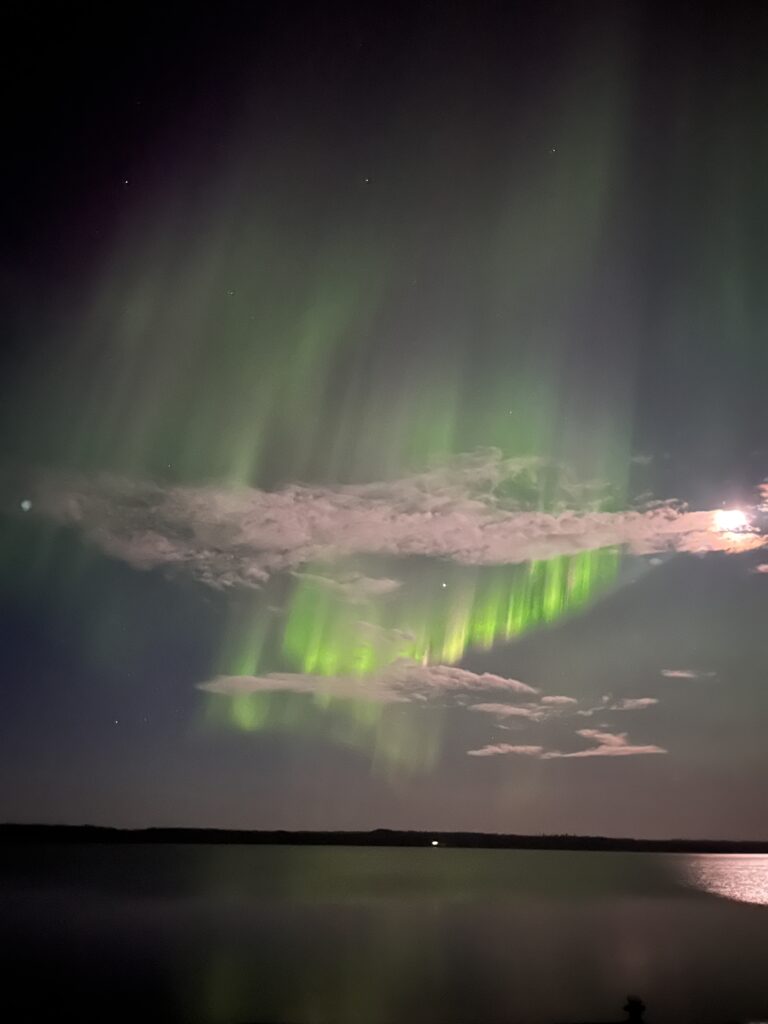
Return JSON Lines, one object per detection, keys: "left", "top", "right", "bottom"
{"left": 2, "top": 1, "right": 768, "bottom": 838}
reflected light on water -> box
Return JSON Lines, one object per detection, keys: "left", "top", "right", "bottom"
{"left": 684, "top": 855, "right": 768, "bottom": 906}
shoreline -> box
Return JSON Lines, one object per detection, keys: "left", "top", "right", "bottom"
{"left": 3, "top": 824, "right": 768, "bottom": 853}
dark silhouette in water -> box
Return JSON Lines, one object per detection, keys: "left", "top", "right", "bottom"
{"left": 559, "top": 996, "right": 647, "bottom": 1024}
{"left": 624, "top": 996, "right": 646, "bottom": 1024}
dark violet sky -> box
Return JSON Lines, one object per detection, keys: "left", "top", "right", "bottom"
{"left": 2, "top": 1, "right": 768, "bottom": 838}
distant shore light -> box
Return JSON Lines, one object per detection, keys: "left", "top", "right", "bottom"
{"left": 431, "top": 840, "right": 439, "bottom": 846}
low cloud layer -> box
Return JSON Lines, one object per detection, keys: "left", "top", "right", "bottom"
{"left": 26, "top": 452, "right": 764, "bottom": 588}
{"left": 469, "top": 702, "right": 544, "bottom": 720}
{"left": 660, "top": 669, "right": 716, "bottom": 680}
{"left": 473, "top": 692, "right": 659, "bottom": 724}
{"left": 291, "top": 570, "right": 402, "bottom": 602}
{"left": 468, "top": 729, "right": 667, "bottom": 759}
{"left": 577, "top": 695, "right": 659, "bottom": 716}
{"left": 201, "top": 660, "right": 667, "bottom": 762}
{"left": 201, "top": 658, "right": 538, "bottom": 705}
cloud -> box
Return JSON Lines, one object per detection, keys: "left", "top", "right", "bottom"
{"left": 468, "top": 729, "right": 666, "bottom": 759}
{"left": 200, "top": 658, "right": 538, "bottom": 706}
{"left": 202, "top": 672, "right": 400, "bottom": 704}
{"left": 577, "top": 695, "right": 659, "bottom": 716}
{"left": 467, "top": 744, "right": 545, "bottom": 758}
{"left": 28, "top": 452, "right": 765, "bottom": 588}
{"left": 291, "top": 570, "right": 402, "bottom": 602}
{"left": 546, "top": 729, "right": 666, "bottom": 758}
{"left": 608, "top": 697, "right": 658, "bottom": 711}
{"left": 468, "top": 695, "right": 580, "bottom": 722}
{"left": 660, "top": 668, "right": 715, "bottom": 680}
{"left": 468, "top": 702, "right": 542, "bottom": 719}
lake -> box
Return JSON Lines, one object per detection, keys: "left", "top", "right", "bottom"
{"left": 2, "top": 844, "right": 768, "bottom": 1023}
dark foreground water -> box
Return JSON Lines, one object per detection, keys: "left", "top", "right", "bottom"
{"left": 2, "top": 844, "right": 768, "bottom": 1023}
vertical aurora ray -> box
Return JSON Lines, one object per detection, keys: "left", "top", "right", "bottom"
{"left": 1, "top": 15, "right": 637, "bottom": 497}
{"left": 204, "top": 548, "right": 621, "bottom": 769}
{"left": 1, "top": 12, "right": 639, "bottom": 778}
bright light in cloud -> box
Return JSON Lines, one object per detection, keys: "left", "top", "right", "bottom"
{"left": 714, "top": 508, "right": 750, "bottom": 532}
{"left": 29, "top": 460, "right": 767, "bottom": 590}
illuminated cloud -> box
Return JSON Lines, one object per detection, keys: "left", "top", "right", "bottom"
{"left": 291, "top": 571, "right": 402, "bottom": 602}
{"left": 467, "top": 744, "right": 545, "bottom": 758}
{"left": 660, "top": 668, "right": 715, "bottom": 680}
{"left": 577, "top": 695, "right": 659, "bottom": 716}
{"left": 468, "top": 729, "right": 666, "bottom": 759}
{"left": 200, "top": 658, "right": 538, "bottom": 706}
{"left": 468, "top": 703, "right": 543, "bottom": 719}
{"left": 608, "top": 697, "right": 658, "bottom": 711}
{"left": 548, "top": 729, "right": 667, "bottom": 758}
{"left": 468, "top": 695, "right": 580, "bottom": 722}
{"left": 29, "top": 453, "right": 765, "bottom": 588}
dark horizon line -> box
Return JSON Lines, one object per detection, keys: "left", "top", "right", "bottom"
{"left": 2, "top": 823, "right": 768, "bottom": 852}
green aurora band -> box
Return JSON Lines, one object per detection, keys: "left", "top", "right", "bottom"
{"left": 2, "top": 31, "right": 638, "bottom": 772}
{"left": 204, "top": 547, "right": 620, "bottom": 770}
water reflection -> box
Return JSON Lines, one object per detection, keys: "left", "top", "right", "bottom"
{"left": 4, "top": 846, "right": 768, "bottom": 1023}
{"left": 682, "top": 854, "right": 768, "bottom": 906}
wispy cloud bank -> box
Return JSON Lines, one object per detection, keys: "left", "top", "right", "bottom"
{"left": 468, "top": 694, "right": 582, "bottom": 723}
{"left": 610, "top": 697, "right": 658, "bottom": 711}
{"left": 554, "top": 729, "right": 666, "bottom": 758}
{"left": 577, "top": 696, "right": 659, "bottom": 715}
{"left": 468, "top": 729, "right": 666, "bottom": 759}
{"left": 469, "top": 702, "right": 543, "bottom": 720}
{"left": 291, "top": 570, "right": 402, "bottom": 602}
{"left": 201, "top": 659, "right": 538, "bottom": 705}
{"left": 660, "top": 669, "right": 715, "bottom": 680}
{"left": 467, "top": 744, "right": 545, "bottom": 758}
{"left": 29, "top": 452, "right": 764, "bottom": 588}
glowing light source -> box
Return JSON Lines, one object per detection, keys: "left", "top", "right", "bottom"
{"left": 714, "top": 508, "right": 750, "bottom": 532}
{"left": 431, "top": 840, "right": 439, "bottom": 846}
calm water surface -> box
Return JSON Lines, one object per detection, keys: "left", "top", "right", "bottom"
{"left": 2, "top": 844, "right": 768, "bottom": 1023}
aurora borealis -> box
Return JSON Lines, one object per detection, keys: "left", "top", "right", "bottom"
{"left": 3, "top": 0, "right": 768, "bottom": 837}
